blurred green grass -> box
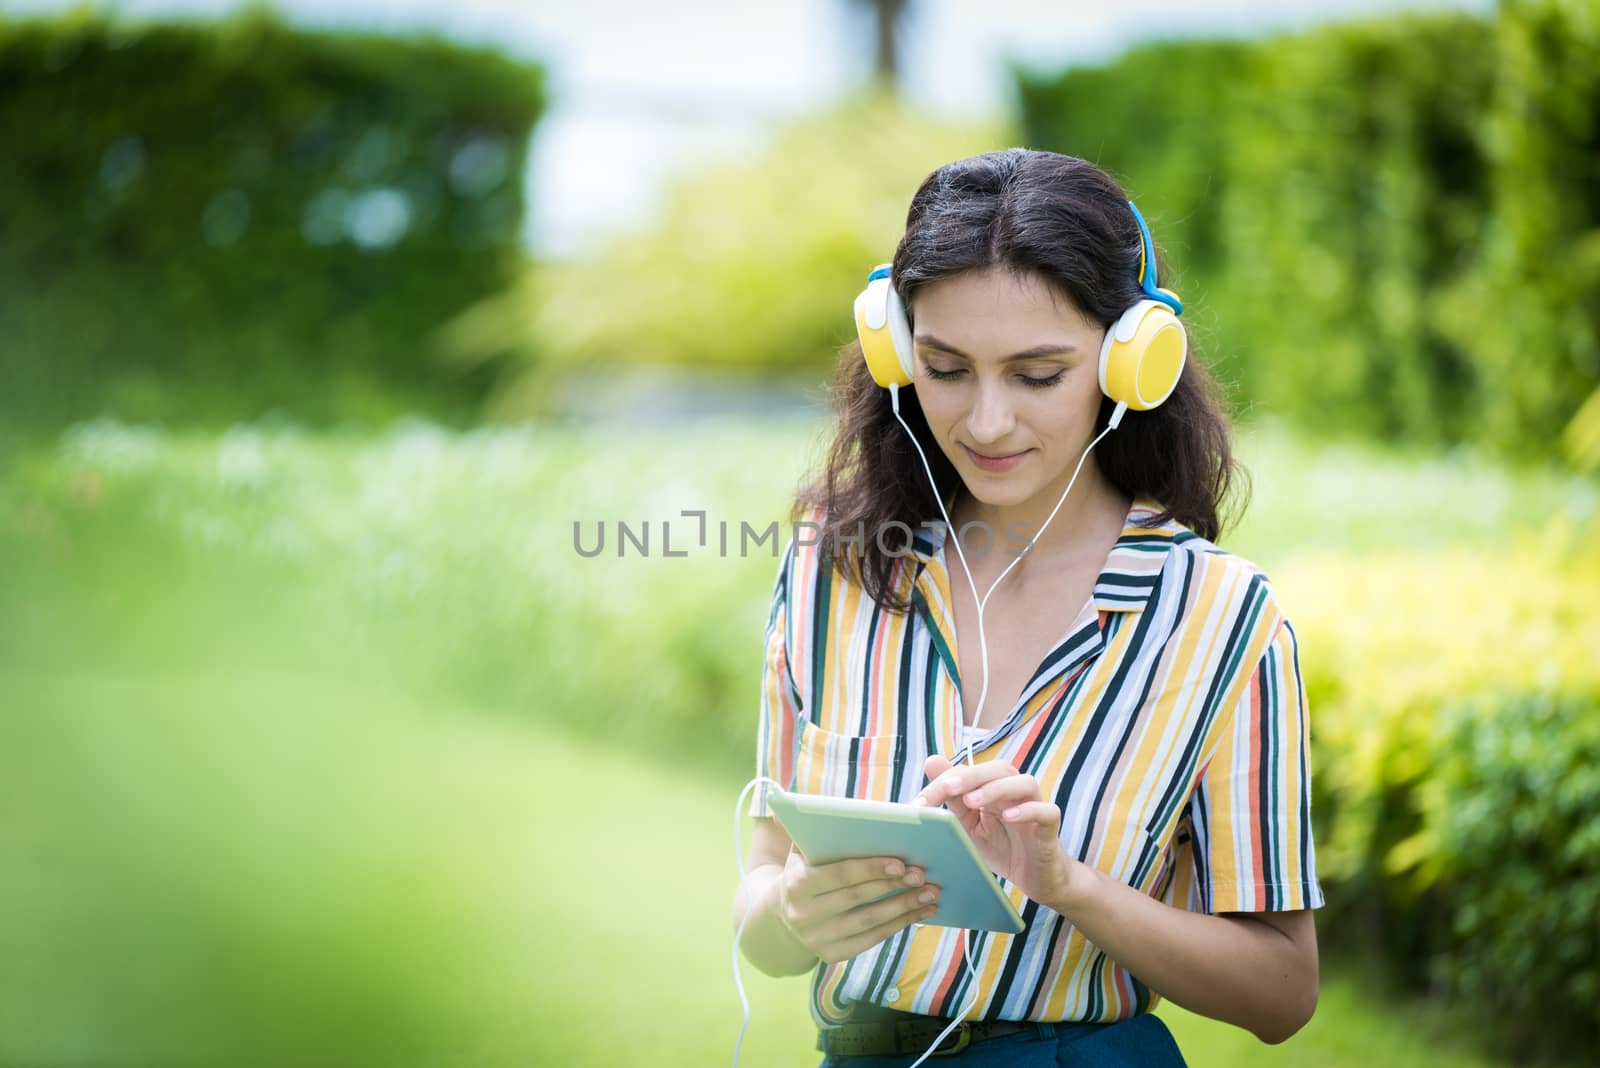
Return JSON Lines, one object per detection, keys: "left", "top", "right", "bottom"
{"left": 2, "top": 416, "right": 1593, "bottom": 1065}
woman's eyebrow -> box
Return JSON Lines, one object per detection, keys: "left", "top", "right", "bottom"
{"left": 914, "top": 335, "right": 1078, "bottom": 362}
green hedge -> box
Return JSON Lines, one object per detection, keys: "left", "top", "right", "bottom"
{"left": 0, "top": 10, "right": 545, "bottom": 428}
{"left": 1223, "top": 15, "right": 1495, "bottom": 446}
{"left": 1017, "top": 2, "right": 1599, "bottom": 462}
{"left": 1425, "top": 690, "right": 1600, "bottom": 1058}
{"left": 1318, "top": 685, "right": 1600, "bottom": 1060}
{"left": 1014, "top": 40, "right": 1252, "bottom": 355}
{"left": 1280, "top": 535, "right": 1600, "bottom": 1063}
{"left": 1437, "top": 0, "right": 1600, "bottom": 457}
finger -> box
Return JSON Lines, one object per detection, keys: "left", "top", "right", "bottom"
{"left": 946, "top": 789, "right": 974, "bottom": 829}
{"left": 962, "top": 772, "right": 1042, "bottom": 810}
{"left": 797, "top": 883, "right": 923, "bottom": 946}
{"left": 915, "top": 759, "right": 1017, "bottom": 809}
{"left": 820, "top": 898, "right": 940, "bottom": 964}
{"left": 999, "top": 800, "right": 1062, "bottom": 831}
{"left": 817, "top": 885, "right": 938, "bottom": 951}
{"left": 911, "top": 755, "right": 946, "bottom": 810}
{"left": 814, "top": 867, "right": 928, "bottom": 912}
{"left": 837, "top": 884, "right": 939, "bottom": 939}
{"left": 801, "top": 855, "right": 910, "bottom": 896}
{"left": 799, "top": 877, "right": 935, "bottom": 940}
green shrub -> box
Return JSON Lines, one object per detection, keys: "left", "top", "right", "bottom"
{"left": 1436, "top": 0, "right": 1600, "bottom": 458}
{"left": 1278, "top": 535, "right": 1600, "bottom": 886}
{"left": 1421, "top": 690, "right": 1600, "bottom": 1058}
{"left": 1017, "top": 5, "right": 1599, "bottom": 463}
{"left": 1015, "top": 40, "right": 1253, "bottom": 322}
{"left": 1220, "top": 15, "right": 1495, "bottom": 445}
{"left": 0, "top": 9, "right": 545, "bottom": 428}
{"left": 1275, "top": 536, "right": 1600, "bottom": 1061}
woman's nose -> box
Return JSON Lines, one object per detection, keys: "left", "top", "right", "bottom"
{"left": 965, "top": 378, "right": 1016, "bottom": 444}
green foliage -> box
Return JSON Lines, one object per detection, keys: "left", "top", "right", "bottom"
{"left": 1563, "top": 385, "right": 1600, "bottom": 470}
{"left": 1437, "top": 0, "right": 1600, "bottom": 457}
{"left": 0, "top": 9, "right": 544, "bottom": 429}
{"left": 1017, "top": 5, "right": 1600, "bottom": 462}
{"left": 1417, "top": 691, "right": 1600, "bottom": 1059}
{"left": 1226, "top": 15, "right": 1495, "bottom": 444}
{"left": 1271, "top": 534, "right": 1600, "bottom": 1062}
{"left": 1015, "top": 39, "right": 1253, "bottom": 306}
{"left": 443, "top": 92, "right": 1008, "bottom": 417}
{"left": 1280, "top": 534, "right": 1600, "bottom": 877}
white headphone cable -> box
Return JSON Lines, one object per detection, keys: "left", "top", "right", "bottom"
{"left": 890, "top": 385, "right": 1124, "bottom": 766}
{"left": 731, "top": 775, "right": 792, "bottom": 1068}
{"left": 730, "top": 390, "right": 1124, "bottom": 1068}
{"left": 886, "top": 383, "right": 1122, "bottom": 1066}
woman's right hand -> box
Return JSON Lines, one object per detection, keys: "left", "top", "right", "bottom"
{"left": 773, "top": 851, "right": 940, "bottom": 964}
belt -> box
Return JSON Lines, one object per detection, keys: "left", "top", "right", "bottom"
{"left": 815, "top": 1005, "right": 1045, "bottom": 1058}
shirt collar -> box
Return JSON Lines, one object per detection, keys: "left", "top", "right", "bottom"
{"left": 906, "top": 495, "right": 1183, "bottom": 614}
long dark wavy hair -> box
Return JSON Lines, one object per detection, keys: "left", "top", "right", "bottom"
{"left": 793, "top": 148, "right": 1249, "bottom": 614}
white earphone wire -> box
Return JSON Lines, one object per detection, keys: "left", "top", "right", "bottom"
{"left": 889, "top": 384, "right": 1118, "bottom": 763}
{"left": 887, "top": 381, "right": 1119, "bottom": 1065}
{"left": 729, "top": 385, "right": 1124, "bottom": 1068}
{"left": 731, "top": 775, "right": 793, "bottom": 1068}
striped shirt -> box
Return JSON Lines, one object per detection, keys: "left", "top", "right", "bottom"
{"left": 751, "top": 496, "right": 1324, "bottom": 1026}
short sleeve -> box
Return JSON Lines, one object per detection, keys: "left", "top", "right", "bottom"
{"left": 1180, "top": 617, "right": 1325, "bottom": 913}
{"left": 749, "top": 537, "right": 805, "bottom": 818}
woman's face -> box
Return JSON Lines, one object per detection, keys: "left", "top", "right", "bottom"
{"left": 910, "top": 265, "right": 1108, "bottom": 513}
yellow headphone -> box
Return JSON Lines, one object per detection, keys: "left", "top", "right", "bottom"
{"left": 853, "top": 200, "right": 1187, "bottom": 427}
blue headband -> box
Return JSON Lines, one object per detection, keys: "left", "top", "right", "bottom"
{"left": 1127, "top": 200, "right": 1183, "bottom": 316}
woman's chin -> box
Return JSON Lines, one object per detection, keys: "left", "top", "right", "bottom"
{"left": 961, "top": 474, "right": 1039, "bottom": 508}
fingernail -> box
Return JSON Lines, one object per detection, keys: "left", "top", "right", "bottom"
{"left": 966, "top": 790, "right": 984, "bottom": 805}
{"left": 918, "top": 889, "right": 937, "bottom": 904}
{"left": 886, "top": 860, "right": 904, "bottom": 876}
{"left": 904, "top": 870, "right": 924, "bottom": 886}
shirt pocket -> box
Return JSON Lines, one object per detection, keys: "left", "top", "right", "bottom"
{"left": 793, "top": 720, "right": 908, "bottom": 803}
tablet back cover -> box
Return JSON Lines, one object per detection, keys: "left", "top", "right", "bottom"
{"left": 767, "top": 792, "right": 1024, "bottom": 934}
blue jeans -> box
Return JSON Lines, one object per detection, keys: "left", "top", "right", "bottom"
{"left": 816, "top": 1014, "right": 1187, "bottom": 1067}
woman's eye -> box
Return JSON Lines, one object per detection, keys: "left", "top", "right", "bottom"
{"left": 923, "top": 366, "right": 1064, "bottom": 388}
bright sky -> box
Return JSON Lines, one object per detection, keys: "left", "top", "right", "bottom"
{"left": 6, "top": 0, "right": 1494, "bottom": 256}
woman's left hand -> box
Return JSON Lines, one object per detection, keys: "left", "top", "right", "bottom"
{"left": 911, "top": 754, "right": 1080, "bottom": 909}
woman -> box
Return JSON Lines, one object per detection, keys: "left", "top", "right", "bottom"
{"left": 732, "top": 149, "right": 1323, "bottom": 1066}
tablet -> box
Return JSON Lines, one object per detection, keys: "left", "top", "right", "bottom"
{"left": 766, "top": 790, "right": 1025, "bottom": 934}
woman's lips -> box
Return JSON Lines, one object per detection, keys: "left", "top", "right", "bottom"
{"left": 962, "top": 443, "right": 1031, "bottom": 472}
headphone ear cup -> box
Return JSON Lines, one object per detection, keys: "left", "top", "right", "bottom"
{"left": 1098, "top": 299, "right": 1188, "bottom": 412}
{"left": 853, "top": 269, "right": 915, "bottom": 388}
